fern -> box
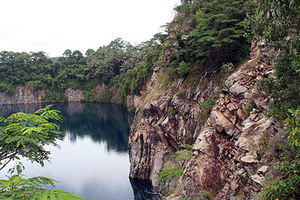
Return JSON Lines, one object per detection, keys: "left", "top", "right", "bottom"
{"left": 0, "top": 174, "right": 83, "bottom": 200}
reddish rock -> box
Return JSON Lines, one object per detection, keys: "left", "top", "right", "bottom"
{"left": 64, "top": 88, "right": 83, "bottom": 102}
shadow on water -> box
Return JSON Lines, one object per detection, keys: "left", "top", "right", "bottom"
{"left": 130, "top": 178, "right": 163, "bottom": 200}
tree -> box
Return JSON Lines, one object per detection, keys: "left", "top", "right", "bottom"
{"left": 248, "top": 0, "right": 300, "bottom": 118}
{"left": 187, "top": 0, "right": 250, "bottom": 65}
{"left": 0, "top": 105, "right": 62, "bottom": 170}
{"left": 85, "top": 48, "right": 95, "bottom": 57}
{"left": 63, "top": 49, "right": 72, "bottom": 58}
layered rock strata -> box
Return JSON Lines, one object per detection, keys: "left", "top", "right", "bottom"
{"left": 182, "top": 54, "right": 275, "bottom": 199}
{"left": 129, "top": 41, "right": 276, "bottom": 199}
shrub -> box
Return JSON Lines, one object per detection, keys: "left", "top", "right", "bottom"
{"left": 168, "top": 106, "right": 177, "bottom": 116}
{"left": 260, "top": 109, "right": 300, "bottom": 200}
{"left": 0, "top": 83, "right": 15, "bottom": 96}
{"left": 156, "top": 161, "right": 184, "bottom": 184}
{"left": 175, "top": 144, "right": 193, "bottom": 162}
{"left": 245, "top": 98, "right": 257, "bottom": 117}
{"left": 176, "top": 61, "right": 190, "bottom": 78}
{"left": 184, "top": 135, "right": 194, "bottom": 145}
{"left": 221, "top": 63, "right": 234, "bottom": 74}
{"left": 42, "top": 90, "right": 67, "bottom": 103}
{"left": 199, "top": 97, "right": 218, "bottom": 109}
{"left": 177, "top": 89, "right": 187, "bottom": 99}
{"left": 181, "top": 190, "right": 211, "bottom": 200}
{"left": 96, "top": 88, "right": 112, "bottom": 103}
{"left": 82, "top": 90, "right": 95, "bottom": 102}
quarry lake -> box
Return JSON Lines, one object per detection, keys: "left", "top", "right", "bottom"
{"left": 0, "top": 103, "right": 135, "bottom": 200}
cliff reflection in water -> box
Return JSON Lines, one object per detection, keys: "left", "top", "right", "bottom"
{"left": 58, "top": 103, "right": 132, "bottom": 153}
{"left": 0, "top": 103, "right": 132, "bottom": 153}
{"left": 0, "top": 102, "right": 135, "bottom": 200}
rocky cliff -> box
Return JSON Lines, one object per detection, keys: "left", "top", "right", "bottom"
{"left": 129, "top": 65, "right": 220, "bottom": 182}
{"left": 0, "top": 86, "right": 44, "bottom": 105}
{"left": 0, "top": 84, "right": 115, "bottom": 105}
{"left": 128, "top": 41, "right": 279, "bottom": 199}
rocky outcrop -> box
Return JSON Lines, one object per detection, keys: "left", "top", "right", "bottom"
{"left": 129, "top": 41, "right": 277, "bottom": 199}
{"left": 129, "top": 69, "right": 219, "bottom": 184}
{"left": 0, "top": 87, "right": 89, "bottom": 105}
{"left": 181, "top": 57, "right": 275, "bottom": 199}
{"left": 64, "top": 88, "right": 83, "bottom": 102}
{"left": 127, "top": 95, "right": 144, "bottom": 111}
{"left": 0, "top": 86, "right": 44, "bottom": 105}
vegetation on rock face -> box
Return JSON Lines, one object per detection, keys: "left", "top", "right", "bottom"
{"left": 247, "top": 0, "right": 300, "bottom": 119}
{"left": 157, "top": 144, "right": 193, "bottom": 196}
{"left": 260, "top": 109, "right": 300, "bottom": 200}
{"left": 246, "top": 0, "right": 300, "bottom": 199}
{"left": 163, "top": 0, "right": 251, "bottom": 82}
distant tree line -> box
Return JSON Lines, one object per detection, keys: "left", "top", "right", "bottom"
{"left": 0, "top": 37, "right": 163, "bottom": 104}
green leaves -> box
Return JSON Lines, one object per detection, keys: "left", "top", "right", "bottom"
{"left": 0, "top": 105, "right": 64, "bottom": 170}
{"left": 0, "top": 174, "right": 82, "bottom": 200}
{"left": 258, "top": 46, "right": 300, "bottom": 119}
{"left": 0, "top": 106, "right": 82, "bottom": 199}
{"left": 187, "top": 0, "right": 250, "bottom": 66}
{"left": 260, "top": 108, "right": 300, "bottom": 200}
{"left": 156, "top": 161, "right": 184, "bottom": 184}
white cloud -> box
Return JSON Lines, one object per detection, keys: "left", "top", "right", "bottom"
{"left": 0, "top": 0, "right": 180, "bottom": 57}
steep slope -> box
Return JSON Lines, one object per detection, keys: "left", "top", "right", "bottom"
{"left": 128, "top": 39, "right": 279, "bottom": 199}
{"left": 181, "top": 41, "right": 276, "bottom": 199}
{"left": 129, "top": 65, "right": 220, "bottom": 181}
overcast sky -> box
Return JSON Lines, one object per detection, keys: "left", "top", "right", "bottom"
{"left": 0, "top": 0, "right": 180, "bottom": 57}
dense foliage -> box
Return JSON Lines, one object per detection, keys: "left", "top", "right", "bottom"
{"left": 0, "top": 37, "right": 162, "bottom": 105}
{"left": 248, "top": 0, "right": 300, "bottom": 119}
{"left": 260, "top": 109, "right": 300, "bottom": 199}
{"left": 187, "top": 0, "right": 250, "bottom": 65}
{"left": 247, "top": 0, "right": 300, "bottom": 199}
{"left": 163, "top": 0, "right": 251, "bottom": 81}
{"left": 0, "top": 174, "right": 82, "bottom": 200}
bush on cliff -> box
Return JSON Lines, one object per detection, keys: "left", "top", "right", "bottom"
{"left": 247, "top": 0, "right": 300, "bottom": 119}
{"left": 260, "top": 109, "right": 300, "bottom": 200}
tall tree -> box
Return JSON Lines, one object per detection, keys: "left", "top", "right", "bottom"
{"left": 188, "top": 0, "right": 250, "bottom": 65}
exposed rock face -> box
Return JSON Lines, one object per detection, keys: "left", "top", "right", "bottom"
{"left": 92, "top": 84, "right": 106, "bottom": 96}
{"left": 127, "top": 95, "right": 144, "bottom": 111}
{"left": 0, "top": 86, "right": 85, "bottom": 105}
{"left": 181, "top": 53, "right": 275, "bottom": 199}
{"left": 129, "top": 41, "right": 276, "bottom": 199}
{"left": 129, "top": 69, "right": 219, "bottom": 185}
{"left": 0, "top": 86, "right": 44, "bottom": 105}
{"left": 64, "top": 88, "right": 83, "bottom": 102}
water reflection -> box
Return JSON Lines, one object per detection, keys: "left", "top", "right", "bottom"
{"left": 0, "top": 103, "right": 132, "bottom": 153}
{"left": 0, "top": 103, "right": 134, "bottom": 200}
{"left": 130, "top": 178, "right": 162, "bottom": 200}
{"left": 57, "top": 103, "right": 131, "bottom": 153}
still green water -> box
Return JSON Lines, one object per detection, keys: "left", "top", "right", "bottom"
{"left": 0, "top": 103, "right": 134, "bottom": 200}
